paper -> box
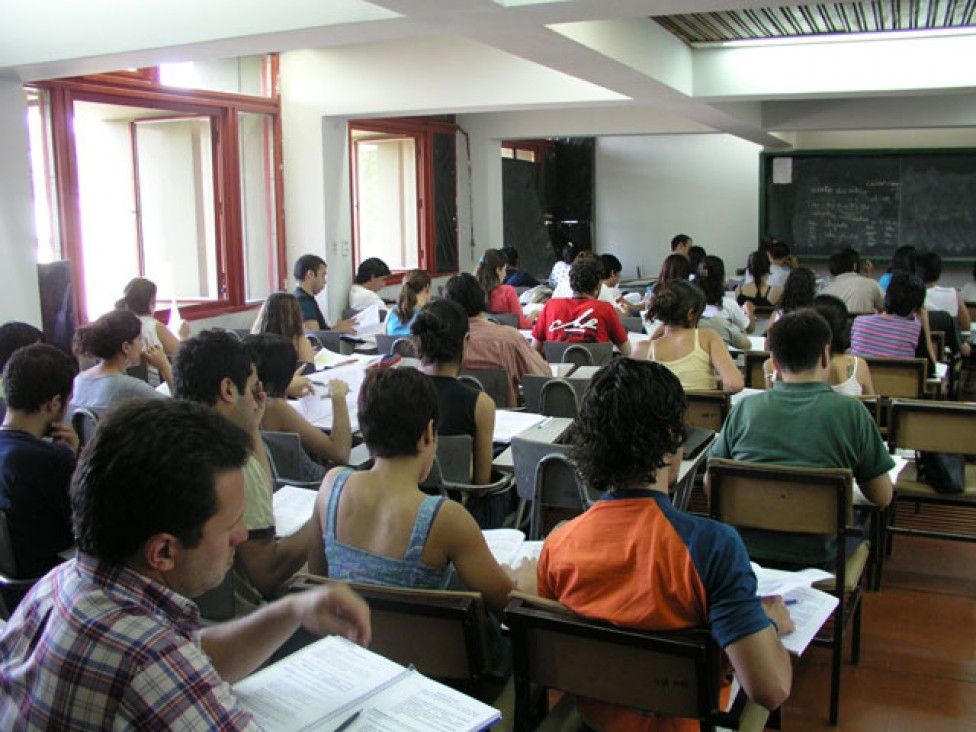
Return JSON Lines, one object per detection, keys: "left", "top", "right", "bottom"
{"left": 234, "top": 636, "right": 501, "bottom": 732}
{"left": 482, "top": 529, "right": 543, "bottom": 568}
{"left": 272, "top": 485, "right": 318, "bottom": 537}
{"left": 778, "top": 585, "right": 839, "bottom": 656}
{"left": 352, "top": 305, "right": 385, "bottom": 339}
{"left": 568, "top": 365, "right": 600, "bottom": 380}
{"left": 492, "top": 411, "right": 547, "bottom": 443}
{"left": 549, "top": 363, "right": 574, "bottom": 377}
{"left": 772, "top": 156, "right": 793, "bottom": 184}
{"left": 752, "top": 563, "right": 833, "bottom": 597}
{"left": 747, "top": 336, "right": 766, "bottom": 352}
{"left": 167, "top": 298, "right": 183, "bottom": 333}
{"left": 730, "top": 388, "right": 764, "bottom": 407}
{"left": 304, "top": 361, "right": 369, "bottom": 432}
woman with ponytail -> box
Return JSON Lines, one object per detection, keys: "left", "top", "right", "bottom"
{"left": 385, "top": 269, "right": 432, "bottom": 336}
{"left": 71, "top": 310, "right": 170, "bottom": 412}
{"left": 476, "top": 248, "right": 531, "bottom": 328}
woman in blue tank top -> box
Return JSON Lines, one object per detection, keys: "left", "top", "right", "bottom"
{"left": 307, "top": 367, "right": 532, "bottom": 615}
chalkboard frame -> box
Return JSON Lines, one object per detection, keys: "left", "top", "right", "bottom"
{"left": 760, "top": 148, "right": 976, "bottom": 263}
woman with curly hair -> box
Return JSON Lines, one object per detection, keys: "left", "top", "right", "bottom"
{"left": 537, "top": 358, "right": 793, "bottom": 731}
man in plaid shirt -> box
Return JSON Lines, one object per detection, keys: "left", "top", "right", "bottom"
{"left": 0, "top": 399, "right": 370, "bottom": 729}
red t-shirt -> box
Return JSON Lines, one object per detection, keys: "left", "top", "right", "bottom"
{"left": 531, "top": 297, "right": 628, "bottom": 346}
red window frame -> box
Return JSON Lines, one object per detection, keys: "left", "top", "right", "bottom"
{"left": 29, "top": 56, "right": 286, "bottom": 323}
{"left": 349, "top": 116, "right": 458, "bottom": 285}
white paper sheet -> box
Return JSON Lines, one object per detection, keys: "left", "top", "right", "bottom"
{"left": 272, "top": 485, "right": 318, "bottom": 537}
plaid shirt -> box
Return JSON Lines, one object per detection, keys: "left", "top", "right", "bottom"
{"left": 0, "top": 553, "right": 259, "bottom": 730}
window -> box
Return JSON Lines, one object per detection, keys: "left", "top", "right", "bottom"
{"left": 349, "top": 117, "right": 458, "bottom": 278}
{"left": 24, "top": 54, "right": 284, "bottom": 322}
{"left": 501, "top": 139, "right": 554, "bottom": 164}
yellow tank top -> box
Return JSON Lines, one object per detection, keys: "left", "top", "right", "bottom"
{"left": 649, "top": 329, "right": 718, "bottom": 391}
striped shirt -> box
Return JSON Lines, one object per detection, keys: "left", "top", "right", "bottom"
{"left": 0, "top": 554, "right": 257, "bottom": 731}
{"left": 850, "top": 313, "right": 921, "bottom": 359}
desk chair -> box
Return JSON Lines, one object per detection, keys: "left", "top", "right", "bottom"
{"left": 543, "top": 341, "right": 613, "bottom": 367}
{"left": 887, "top": 399, "right": 976, "bottom": 545}
{"left": 0, "top": 510, "right": 44, "bottom": 620}
{"left": 539, "top": 378, "right": 578, "bottom": 418}
{"left": 223, "top": 328, "right": 245, "bottom": 341}
{"left": 457, "top": 374, "right": 485, "bottom": 393}
{"left": 290, "top": 575, "right": 502, "bottom": 698}
{"left": 261, "top": 431, "right": 320, "bottom": 490}
{"left": 70, "top": 407, "right": 99, "bottom": 450}
{"left": 305, "top": 333, "right": 323, "bottom": 351}
{"left": 529, "top": 453, "right": 588, "bottom": 540}
{"left": 504, "top": 592, "right": 772, "bottom": 732}
{"left": 706, "top": 458, "right": 866, "bottom": 725}
{"left": 619, "top": 315, "right": 644, "bottom": 333}
{"left": 487, "top": 312, "right": 519, "bottom": 328}
{"left": 374, "top": 333, "right": 416, "bottom": 356}
{"left": 863, "top": 357, "right": 926, "bottom": 399}
{"left": 312, "top": 330, "right": 354, "bottom": 356}
{"left": 685, "top": 390, "right": 731, "bottom": 432}
{"left": 510, "top": 436, "right": 573, "bottom": 532}
{"left": 459, "top": 368, "right": 510, "bottom": 408}
{"left": 0, "top": 396, "right": 6, "bottom": 422}
{"left": 125, "top": 362, "right": 149, "bottom": 382}
{"left": 421, "top": 435, "right": 513, "bottom": 528}
{"left": 742, "top": 351, "right": 769, "bottom": 390}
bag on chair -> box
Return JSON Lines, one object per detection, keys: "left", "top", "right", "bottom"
{"left": 917, "top": 451, "right": 966, "bottom": 494}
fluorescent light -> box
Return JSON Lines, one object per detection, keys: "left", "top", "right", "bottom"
{"left": 692, "top": 26, "right": 976, "bottom": 49}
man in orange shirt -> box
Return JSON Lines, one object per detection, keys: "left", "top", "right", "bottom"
{"left": 538, "top": 359, "right": 792, "bottom": 731}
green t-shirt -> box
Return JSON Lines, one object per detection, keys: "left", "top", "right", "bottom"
{"left": 708, "top": 381, "right": 894, "bottom": 565}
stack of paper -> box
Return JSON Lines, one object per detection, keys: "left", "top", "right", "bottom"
{"left": 272, "top": 485, "right": 318, "bottom": 537}
{"left": 482, "top": 529, "right": 542, "bottom": 568}
{"left": 752, "top": 563, "right": 839, "bottom": 656}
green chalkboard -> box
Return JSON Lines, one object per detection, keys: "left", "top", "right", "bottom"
{"left": 761, "top": 150, "right": 976, "bottom": 260}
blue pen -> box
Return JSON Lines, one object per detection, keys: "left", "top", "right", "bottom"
{"left": 785, "top": 599, "right": 798, "bottom": 606}
{"left": 333, "top": 709, "right": 360, "bottom": 732}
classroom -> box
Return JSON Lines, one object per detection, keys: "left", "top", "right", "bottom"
{"left": 1, "top": 2, "right": 975, "bottom": 730}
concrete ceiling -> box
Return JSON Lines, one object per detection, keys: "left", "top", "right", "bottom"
{"left": 5, "top": 0, "right": 976, "bottom": 147}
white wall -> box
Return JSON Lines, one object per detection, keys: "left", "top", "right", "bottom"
{"left": 0, "top": 77, "right": 41, "bottom": 324}
{"left": 594, "top": 134, "right": 762, "bottom": 278}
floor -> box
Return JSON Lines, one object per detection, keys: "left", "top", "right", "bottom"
{"left": 783, "top": 535, "right": 976, "bottom": 731}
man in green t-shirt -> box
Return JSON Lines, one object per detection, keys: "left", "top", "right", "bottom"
{"left": 708, "top": 309, "right": 894, "bottom": 565}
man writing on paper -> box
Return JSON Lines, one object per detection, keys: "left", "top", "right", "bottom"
{"left": 538, "top": 359, "right": 792, "bottom": 731}
{"left": 708, "top": 309, "right": 894, "bottom": 566}
{"left": 0, "top": 399, "right": 370, "bottom": 730}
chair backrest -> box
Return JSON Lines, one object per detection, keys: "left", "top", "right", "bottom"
{"left": 389, "top": 336, "right": 418, "bottom": 357}
{"left": 521, "top": 374, "right": 549, "bottom": 413}
{"left": 341, "top": 307, "right": 359, "bottom": 321}
{"left": 539, "top": 378, "right": 578, "bottom": 418}
{"left": 295, "top": 576, "right": 491, "bottom": 681}
{"left": 685, "top": 390, "right": 731, "bottom": 432}
{"left": 305, "top": 333, "right": 323, "bottom": 351}
{"left": 456, "top": 374, "right": 485, "bottom": 393}
{"left": 743, "top": 352, "right": 769, "bottom": 390}
{"left": 888, "top": 399, "right": 976, "bottom": 455}
{"left": 434, "top": 434, "right": 474, "bottom": 485}
{"left": 70, "top": 408, "right": 99, "bottom": 449}
{"left": 863, "top": 357, "right": 926, "bottom": 399}
{"left": 0, "top": 396, "right": 6, "bottom": 423}
{"left": 510, "top": 435, "right": 573, "bottom": 503}
{"left": 125, "top": 362, "right": 150, "bottom": 382}
{"left": 505, "top": 593, "right": 747, "bottom": 731}
{"left": 224, "top": 328, "right": 244, "bottom": 341}
{"left": 930, "top": 330, "right": 946, "bottom": 361}
{"left": 312, "top": 330, "right": 345, "bottom": 355}
{"left": 619, "top": 316, "right": 644, "bottom": 333}
{"left": 261, "top": 431, "right": 308, "bottom": 487}
{"left": 530, "top": 453, "right": 587, "bottom": 540}
{"left": 459, "top": 368, "right": 509, "bottom": 408}
{"left": 374, "top": 334, "right": 398, "bottom": 356}
{"left": 543, "top": 341, "right": 613, "bottom": 367}
{"left": 0, "top": 511, "right": 43, "bottom": 620}
{"left": 854, "top": 395, "right": 882, "bottom": 430}
{"left": 486, "top": 312, "right": 519, "bottom": 328}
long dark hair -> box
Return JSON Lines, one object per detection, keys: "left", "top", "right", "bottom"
{"left": 475, "top": 249, "right": 507, "bottom": 302}
{"left": 395, "top": 270, "right": 432, "bottom": 324}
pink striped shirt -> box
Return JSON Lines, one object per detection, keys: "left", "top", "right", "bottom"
{"left": 850, "top": 314, "right": 920, "bottom": 359}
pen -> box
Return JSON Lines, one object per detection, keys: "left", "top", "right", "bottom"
{"left": 332, "top": 709, "right": 360, "bottom": 732}
{"left": 785, "top": 599, "right": 798, "bottom": 606}
{"left": 536, "top": 417, "right": 553, "bottom": 430}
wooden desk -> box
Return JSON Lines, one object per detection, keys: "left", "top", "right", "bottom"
{"left": 671, "top": 435, "right": 716, "bottom": 513}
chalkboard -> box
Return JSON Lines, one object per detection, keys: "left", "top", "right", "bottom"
{"left": 761, "top": 150, "right": 976, "bottom": 260}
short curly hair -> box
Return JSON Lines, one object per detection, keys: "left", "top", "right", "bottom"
{"left": 569, "top": 257, "right": 602, "bottom": 296}
{"left": 568, "top": 359, "right": 686, "bottom": 492}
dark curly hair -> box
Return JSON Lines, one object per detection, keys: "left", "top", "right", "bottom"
{"left": 779, "top": 267, "right": 817, "bottom": 314}
{"left": 568, "top": 359, "right": 686, "bottom": 492}
{"left": 569, "top": 257, "right": 603, "bottom": 296}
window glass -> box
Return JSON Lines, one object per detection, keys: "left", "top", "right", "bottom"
{"left": 355, "top": 136, "right": 419, "bottom": 271}
{"left": 238, "top": 111, "right": 278, "bottom": 301}
{"left": 159, "top": 56, "right": 271, "bottom": 97}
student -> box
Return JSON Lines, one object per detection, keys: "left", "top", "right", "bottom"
{"left": 850, "top": 273, "right": 938, "bottom": 369}
{"left": 670, "top": 233, "right": 693, "bottom": 258}
{"left": 252, "top": 292, "right": 316, "bottom": 365}
{"left": 687, "top": 245, "right": 706, "bottom": 280}
{"left": 766, "top": 240, "right": 793, "bottom": 288}
{"left": 599, "top": 253, "right": 641, "bottom": 315}
{"left": 349, "top": 257, "right": 391, "bottom": 311}
{"left": 879, "top": 245, "right": 916, "bottom": 293}
{"left": 385, "top": 269, "right": 431, "bottom": 336}
{"left": 821, "top": 248, "right": 883, "bottom": 314}
{"left": 71, "top": 309, "right": 170, "bottom": 411}
{"left": 0, "top": 399, "right": 370, "bottom": 729}
{"left": 697, "top": 255, "right": 751, "bottom": 333}
{"left": 736, "top": 250, "right": 782, "bottom": 310}
{"left": 0, "top": 344, "right": 78, "bottom": 578}
{"left": 764, "top": 266, "right": 818, "bottom": 347}
{"left": 0, "top": 322, "right": 43, "bottom": 398}
{"left": 538, "top": 359, "right": 792, "bottom": 731}
{"left": 813, "top": 295, "right": 875, "bottom": 396}
{"left": 709, "top": 309, "right": 894, "bottom": 566}
{"left": 443, "top": 273, "right": 549, "bottom": 408}
{"left": 917, "top": 250, "right": 972, "bottom": 335}
{"left": 307, "top": 367, "right": 529, "bottom": 615}
{"left": 551, "top": 249, "right": 599, "bottom": 299}
{"left": 116, "top": 277, "right": 190, "bottom": 385}
{"left": 532, "top": 258, "right": 631, "bottom": 356}
{"left": 475, "top": 248, "right": 531, "bottom": 328}
{"left": 635, "top": 280, "right": 743, "bottom": 393}
{"left": 698, "top": 258, "right": 750, "bottom": 351}
{"left": 244, "top": 334, "right": 352, "bottom": 477}
{"left": 502, "top": 246, "right": 539, "bottom": 288}
{"left": 549, "top": 243, "right": 578, "bottom": 288}
{"left": 174, "top": 330, "right": 311, "bottom": 615}
{"left": 292, "top": 254, "right": 355, "bottom": 334}
{"left": 961, "top": 261, "right": 976, "bottom": 303}
{"left": 411, "top": 298, "right": 495, "bottom": 485}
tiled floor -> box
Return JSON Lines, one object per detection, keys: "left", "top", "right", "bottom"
{"left": 784, "top": 536, "right": 976, "bottom": 731}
